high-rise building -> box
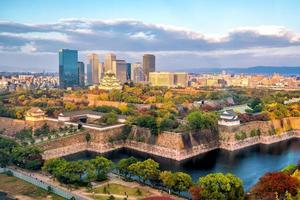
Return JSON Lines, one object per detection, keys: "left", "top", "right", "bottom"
{"left": 98, "top": 62, "right": 104, "bottom": 81}
{"left": 131, "top": 62, "right": 145, "bottom": 83}
{"left": 112, "top": 60, "right": 127, "bottom": 83}
{"left": 77, "top": 61, "right": 85, "bottom": 87}
{"left": 104, "top": 53, "right": 116, "bottom": 73}
{"left": 87, "top": 53, "right": 100, "bottom": 85}
{"left": 149, "top": 72, "right": 188, "bottom": 88}
{"left": 59, "top": 49, "right": 78, "bottom": 88}
{"left": 126, "top": 63, "right": 131, "bottom": 81}
{"left": 143, "top": 54, "right": 155, "bottom": 81}
{"left": 86, "top": 64, "right": 92, "bottom": 86}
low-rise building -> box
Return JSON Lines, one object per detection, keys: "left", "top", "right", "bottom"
{"left": 218, "top": 110, "right": 240, "bottom": 126}
{"left": 25, "top": 107, "right": 46, "bottom": 122}
{"left": 149, "top": 72, "right": 188, "bottom": 87}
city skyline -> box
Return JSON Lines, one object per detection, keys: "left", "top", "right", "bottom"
{"left": 1, "top": 0, "right": 300, "bottom": 72}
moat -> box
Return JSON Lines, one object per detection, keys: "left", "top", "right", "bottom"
{"left": 64, "top": 138, "right": 300, "bottom": 191}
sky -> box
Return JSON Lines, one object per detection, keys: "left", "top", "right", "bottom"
{"left": 0, "top": 0, "right": 300, "bottom": 72}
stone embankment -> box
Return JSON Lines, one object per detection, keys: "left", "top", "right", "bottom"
{"left": 2, "top": 115, "right": 300, "bottom": 161}
{"left": 220, "top": 130, "right": 300, "bottom": 151}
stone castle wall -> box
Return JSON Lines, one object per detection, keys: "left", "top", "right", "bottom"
{"left": 0, "top": 117, "right": 67, "bottom": 137}
{"left": 3, "top": 116, "right": 300, "bottom": 161}
{"left": 219, "top": 117, "right": 300, "bottom": 142}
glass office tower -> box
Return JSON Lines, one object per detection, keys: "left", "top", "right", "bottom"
{"left": 77, "top": 61, "right": 85, "bottom": 87}
{"left": 59, "top": 49, "right": 78, "bottom": 88}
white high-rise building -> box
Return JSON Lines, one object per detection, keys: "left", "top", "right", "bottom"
{"left": 87, "top": 53, "right": 100, "bottom": 85}
{"left": 104, "top": 53, "right": 116, "bottom": 73}
{"left": 131, "top": 62, "right": 145, "bottom": 83}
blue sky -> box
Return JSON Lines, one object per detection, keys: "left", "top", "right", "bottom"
{"left": 0, "top": 0, "right": 300, "bottom": 72}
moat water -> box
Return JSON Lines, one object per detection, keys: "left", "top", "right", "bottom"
{"left": 64, "top": 138, "right": 300, "bottom": 191}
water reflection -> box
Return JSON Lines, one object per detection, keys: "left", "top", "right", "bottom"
{"left": 64, "top": 138, "right": 300, "bottom": 190}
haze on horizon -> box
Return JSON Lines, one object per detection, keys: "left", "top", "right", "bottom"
{"left": 0, "top": 0, "right": 300, "bottom": 72}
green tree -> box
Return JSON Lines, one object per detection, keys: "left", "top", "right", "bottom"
{"left": 42, "top": 158, "right": 68, "bottom": 175}
{"left": 0, "top": 136, "right": 19, "bottom": 152}
{"left": 134, "top": 115, "right": 158, "bottom": 135}
{"left": 98, "top": 112, "right": 118, "bottom": 126}
{"left": 11, "top": 146, "right": 44, "bottom": 170}
{"left": 159, "top": 171, "right": 175, "bottom": 194}
{"left": 198, "top": 173, "right": 244, "bottom": 200}
{"left": 0, "top": 149, "right": 10, "bottom": 167}
{"left": 91, "top": 156, "right": 113, "bottom": 181}
{"left": 117, "top": 157, "right": 138, "bottom": 179}
{"left": 187, "top": 111, "right": 217, "bottom": 131}
{"left": 172, "top": 172, "right": 193, "bottom": 194}
{"left": 128, "top": 159, "right": 160, "bottom": 184}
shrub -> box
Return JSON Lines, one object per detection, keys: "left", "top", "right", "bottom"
{"left": 235, "top": 131, "right": 247, "bottom": 140}
{"left": 98, "top": 112, "right": 118, "bottom": 126}
{"left": 94, "top": 106, "right": 121, "bottom": 114}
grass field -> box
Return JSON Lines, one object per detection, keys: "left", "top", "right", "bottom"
{"left": 0, "top": 173, "right": 64, "bottom": 200}
{"left": 91, "top": 183, "right": 153, "bottom": 199}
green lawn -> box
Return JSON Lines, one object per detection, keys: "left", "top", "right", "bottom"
{"left": 0, "top": 173, "right": 64, "bottom": 200}
{"left": 91, "top": 183, "right": 152, "bottom": 198}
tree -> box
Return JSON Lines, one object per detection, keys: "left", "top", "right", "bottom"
{"left": 42, "top": 158, "right": 68, "bottom": 175}
{"left": 91, "top": 156, "right": 113, "bottom": 181}
{"left": 189, "top": 186, "right": 202, "bottom": 200}
{"left": 12, "top": 146, "right": 44, "bottom": 170}
{"left": 187, "top": 111, "right": 217, "bottom": 131}
{"left": 134, "top": 115, "right": 158, "bottom": 135}
{"left": 34, "top": 123, "right": 50, "bottom": 137}
{"left": 94, "top": 105, "right": 121, "bottom": 114}
{"left": 172, "top": 172, "right": 193, "bottom": 194}
{"left": 160, "top": 171, "right": 175, "bottom": 194}
{"left": 117, "top": 157, "right": 138, "bottom": 179}
{"left": 159, "top": 171, "right": 175, "bottom": 194}
{"left": 0, "top": 149, "right": 10, "bottom": 167}
{"left": 0, "top": 136, "right": 18, "bottom": 152}
{"left": 98, "top": 112, "right": 118, "bottom": 126}
{"left": 128, "top": 159, "right": 160, "bottom": 184}
{"left": 198, "top": 173, "right": 244, "bottom": 200}
{"left": 15, "top": 128, "right": 33, "bottom": 145}
{"left": 251, "top": 172, "right": 299, "bottom": 200}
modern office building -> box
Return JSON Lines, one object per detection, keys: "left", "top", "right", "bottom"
{"left": 126, "top": 63, "right": 131, "bottom": 81}
{"left": 98, "top": 62, "right": 104, "bottom": 80}
{"left": 131, "top": 62, "right": 145, "bottom": 83}
{"left": 149, "top": 72, "right": 188, "bottom": 87}
{"left": 77, "top": 61, "right": 85, "bottom": 87}
{"left": 174, "top": 72, "right": 188, "bottom": 87}
{"left": 86, "top": 64, "right": 92, "bottom": 86}
{"left": 112, "top": 60, "right": 127, "bottom": 83}
{"left": 59, "top": 49, "right": 78, "bottom": 88}
{"left": 87, "top": 53, "right": 100, "bottom": 85}
{"left": 104, "top": 53, "right": 116, "bottom": 73}
{"left": 143, "top": 54, "right": 155, "bottom": 81}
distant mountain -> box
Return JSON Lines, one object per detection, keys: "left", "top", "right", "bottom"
{"left": 185, "top": 66, "right": 300, "bottom": 75}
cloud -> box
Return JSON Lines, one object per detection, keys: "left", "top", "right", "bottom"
{"left": 0, "top": 19, "right": 300, "bottom": 71}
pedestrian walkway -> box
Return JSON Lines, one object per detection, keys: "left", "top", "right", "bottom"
{"left": 1, "top": 167, "right": 91, "bottom": 200}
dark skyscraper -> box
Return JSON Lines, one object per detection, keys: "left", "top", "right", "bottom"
{"left": 77, "top": 61, "right": 85, "bottom": 87}
{"left": 126, "top": 63, "right": 131, "bottom": 81}
{"left": 143, "top": 54, "right": 155, "bottom": 81}
{"left": 59, "top": 49, "right": 78, "bottom": 88}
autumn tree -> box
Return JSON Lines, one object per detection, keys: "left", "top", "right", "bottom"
{"left": 251, "top": 172, "right": 299, "bottom": 200}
